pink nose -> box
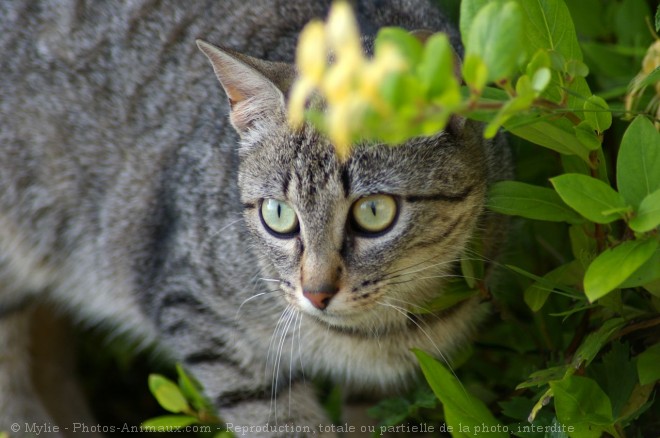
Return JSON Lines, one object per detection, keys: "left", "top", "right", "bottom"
{"left": 303, "top": 284, "right": 338, "bottom": 310}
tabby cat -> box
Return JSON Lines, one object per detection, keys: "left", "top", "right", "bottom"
{"left": 0, "top": 0, "right": 511, "bottom": 436}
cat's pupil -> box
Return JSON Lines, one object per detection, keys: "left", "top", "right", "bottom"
{"left": 277, "top": 203, "right": 281, "bottom": 218}
{"left": 369, "top": 202, "right": 377, "bottom": 216}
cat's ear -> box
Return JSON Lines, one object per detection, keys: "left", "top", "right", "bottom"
{"left": 409, "top": 29, "right": 466, "bottom": 133}
{"left": 196, "top": 39, "right": 295, "bottom": 136}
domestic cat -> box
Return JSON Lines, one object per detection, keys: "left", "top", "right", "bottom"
{"left": 0, "top": 0, "right": 511, "bottom": 436}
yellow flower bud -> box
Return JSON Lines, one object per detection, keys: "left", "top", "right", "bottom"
{"left": 326, "top": 2, "right": 363, "bottom": 63}
{"left": 327, "top": 97, "right": 367, "bottom": 160}
{"left": 296, "top": 21, "right": 327, "bottom": 84}
{"left": 288, "top": 79, "right": 314, "bottom": 128}
{"left": 322, "top": 60, "right": 359, "bottom": 104}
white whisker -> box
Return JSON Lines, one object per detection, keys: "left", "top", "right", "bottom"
{"left": 376, "top": 301, "right": 464, "bottom": 392}
{"left": 209, "top": 217, "right": 243, "bottom": 238}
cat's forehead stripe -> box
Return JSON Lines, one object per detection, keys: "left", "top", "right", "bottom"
{"left": 340, "top": 165, "right": 350, "bottom": 198}
{"left": 405, "top": 185, "right": 473, "bottom": 203}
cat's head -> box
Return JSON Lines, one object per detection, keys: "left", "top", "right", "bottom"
{"left": 198, "top": 40, "right": 489, "bottom": 336}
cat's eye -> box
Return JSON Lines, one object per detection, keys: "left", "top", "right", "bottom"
{"left": 260, "top": 199, "right": 299, "bottom": 236}
{"left": 351, "top": 195, "right": 397, "bottom": 234}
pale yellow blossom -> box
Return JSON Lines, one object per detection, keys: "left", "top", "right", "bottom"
{"left": 289, "top": 2, "right": 413, "bottom": 158}
{"left": 296, "top": 21, "right": 327, "bottom": 84}
{"left": 326, "top": 2, "right": 362, "bottom": 65}
{"left": 327, "top": 97, "right": 367, "bottom": 160}
{"left": 322, "top": 61, "right": 359, "bottom": 104}
{"left": 288, "top": 78, "right": 315, "bottom": 128}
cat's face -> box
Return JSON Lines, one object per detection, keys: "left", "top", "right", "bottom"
{"left": 238, "top": 123, "right": 487, "bottom": 335}
{"left": 197, "top": 40, "right": 488, "bottom": 336}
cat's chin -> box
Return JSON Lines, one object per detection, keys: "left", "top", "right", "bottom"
{"left": 300, "top": 297, "right": 487, "bottom": 393}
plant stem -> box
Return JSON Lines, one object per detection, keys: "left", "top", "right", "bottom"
{"left": 613, "top": 316, "right": 660, "bottom": 340}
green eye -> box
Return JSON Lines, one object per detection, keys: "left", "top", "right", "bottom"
{"left": 352, "top": 195, "right": 397, "bottom": 234}
{"left": 260, "top": 199, "right": 299, "bottom": 235}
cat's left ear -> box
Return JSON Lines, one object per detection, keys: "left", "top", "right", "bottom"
{"left": 196, "top": 39, "right": 295, "bottom": 136}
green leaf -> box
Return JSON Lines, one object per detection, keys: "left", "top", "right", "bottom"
{"left": 526, "top": 49, "right": 551, "bottom": 76}
{"left": 176, "top": 364, "right": 211, "bottom": 413}
{"left": 572, "top": 318, "right": 625, "bottom": 369}
{"left": 618, "top": 383, "right": 655, "bottom": 425}
{"left": 617, "top": 116, "right": 660, "bottom": 208}
{"left": 583, "top": 95, "right": 611, "bottom": 133}
{"left": 459, "top": 0, "right": 491, "bottom": 48}
{"left": 584, "top": 240, "right": 659, "bottom": 301}
{"left": 417, "top": 34, "right": 457, "bottom": 99}
{"left": 460, "top": 238, "right": 484, "bottom": 288}
{"left": 598, "top": 341, "right": 637, "bottom": 419}
{"left": 550, "top": 376, "right": 614, "bottom": 437}
{"left": 551, "top": 174, "right": 629, "bottom": 224}
{"left": 656, "top": 4, "right": 660, "bottom": 33}
{"left": 141, "top": 415, "right": 198, "bottom": 430}
{"left": 620, "top": 246, "right": 660, "bottom": 288}
{"left": 414, "top": 350, "right": 507, "bottom": 438}
{"left": 531, "top": 67, "right": 551, "bottom": 93}
{"left": 507, "top": 264, "right": 583, "bottom": 300}
{"left": 148, "top": 374, "right": 190, "bottom": 414}
{"left": 565, "top": 59, "right": 589, "bottom": 78}
{"left": 466, "top": 1, "right": 524, "bottom": 82}
{"left": 462, "top": 54, "right": 488, "bottom": 92}
{"left": 506, "top": 115, "right": 591, "bottom": 162}
{"left": 374, "top": 27, "right": 423, "bottom": 65}
{"left": 516, "top": 0, "right": 592, "bottom": 107}
{"left": 524, "top": 260, "right": 583, "bottom": 311}
{"left": 574, "top": 121, "right": 601, "bottom": 151}
{"left": 637, "top": 343, "right": 660, "bottom": 385}
{"left": 487, "top": 181, "right": 583, "bottom": 223}
{"left": 629, "top": 187, "right": 660, "bottom": 232}
{"left": 516, "top": 0, "right": 583, "bottom": 63}
{"left": 516, "top": 365, "right": 569, "bottom": 390}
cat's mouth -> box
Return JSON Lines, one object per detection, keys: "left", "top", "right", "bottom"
{"left": 304, "top": 295, "right": 474, "bottom": 338}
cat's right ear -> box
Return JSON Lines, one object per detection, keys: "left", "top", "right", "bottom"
{"left": 196, "top": 39, "right": 294, "bottom": 136}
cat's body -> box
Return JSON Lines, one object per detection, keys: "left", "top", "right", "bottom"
{"left": 0, "top": 1, "right": 511, "bottom": 436}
